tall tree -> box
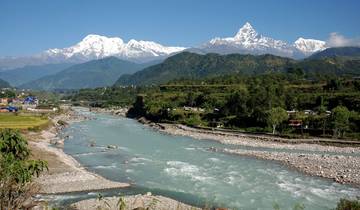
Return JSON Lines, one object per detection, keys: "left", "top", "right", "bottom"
{"left": 267, "top": 107, "right": 288, "bottom": 134}
{"left": 331, "top": 106, "right": 350, "bottom": 137}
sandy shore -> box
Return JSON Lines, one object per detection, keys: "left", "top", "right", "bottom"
{"left": 28, "top": 108, "right": 130, "bottom": 194}
{"left": 149, "top": 123, "right": 360, "bottom": 186}
{"left": 72, "top": 194, "right": 201, "bottom": 210}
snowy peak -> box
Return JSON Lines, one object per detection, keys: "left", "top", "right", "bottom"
{"left": 201, "top": 22, "right": 327, "bottom": 59}
{"left": 294, "top": 37, "right": 326, "bottom": 55}
{"left": 44, "top": 34, "right": 186, "bottom": 62}
{"left": 204, "top": 22, "right": 294, "bottom": 57}
{"left": 234, "top": 22, "right": 259, "bottom": 41}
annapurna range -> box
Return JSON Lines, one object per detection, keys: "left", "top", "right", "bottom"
{"left": 0, "top": 22, "right": 329, "bottom": 70}
{"left": 195, "top": 22, "right": 326, "bottom": 58}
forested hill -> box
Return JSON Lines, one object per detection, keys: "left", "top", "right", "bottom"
{"left": 115, "top": 51, "right": 360, "bottom": 86}
{"left": 309, "top": 47, "right": 360, "bottom": 59}
{"left": 0, "top": 78, "right": 11, "bottom": 88}
{"left": 20, "top": 57, "right": 147, "bottom": 90}
{"left": 115, "top": 52, "right": 295, "bottom": 86}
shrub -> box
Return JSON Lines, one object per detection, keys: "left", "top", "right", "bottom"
{"left": 336, "top": 198, "right": 360, "bottom": 210}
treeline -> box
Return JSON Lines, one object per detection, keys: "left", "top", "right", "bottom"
{"left": 64, "top": 86, "right": 156, "bottom": 107}
{"left": 68, "top": 71, "right": 360, "bottom": 139}
{"left": 126, "top": 73, "right": 360, "bottom": 139}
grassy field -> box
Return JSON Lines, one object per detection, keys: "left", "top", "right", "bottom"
{"left": 0, "top": 113, "right": 49, "bottom": 129}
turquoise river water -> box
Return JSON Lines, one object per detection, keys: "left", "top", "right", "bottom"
{"left": 49, "top": 108, "right": 359, "bottom": 209}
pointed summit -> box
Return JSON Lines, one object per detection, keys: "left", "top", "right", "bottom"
{"left": 242, "top": 22, "right": 254, "bottom": 30}
{"left": 234, "top": 22, "right": 258, "bottom": 41}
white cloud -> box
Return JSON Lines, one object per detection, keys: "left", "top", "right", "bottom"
{"left": 326, "top": 32, "right": 360, "bottom": 47}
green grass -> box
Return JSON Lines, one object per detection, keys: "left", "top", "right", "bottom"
{"left": 0, "top": 113, "right": 49, "bottom": 129}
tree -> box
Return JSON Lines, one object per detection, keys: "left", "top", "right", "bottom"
{"left": 127, "top": 95, "right": 146, "bottom": 118}
{"left": 222, "top": 91, "right": 248, "bottom": 117}
{"left": 185, "top": 92, "right": 196, "bottom": 107}
{"left": 267, "top": 107, "right": 288, "bottom": 134}
{"left": 0, "top": 129, "right": 47, "bottom": 209}
{"left": 326, "top": 78, "right": 342, "bottom": 91}
{"left": 0, "top": 129, "right": 30, "bottom": 160}
{"left": 331, "top": 106, "right": 350, "bottom": 138}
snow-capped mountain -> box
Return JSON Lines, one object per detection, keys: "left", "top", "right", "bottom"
{"left": 0, "top": 23, "right": 330, "bottom": 70}
{"left": 43, "top": 34, "right": 185, "bottom": 63}
{"left": 196, "top": 22, "right": 327, "bottom": 59}
{"left": 294, "top": 37, "right": 326, "bottom": 56}
{"left": 0, "top": 35, "right": 185, "bottom": 70}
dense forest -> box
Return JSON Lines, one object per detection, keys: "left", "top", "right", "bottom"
{"left": 69, "top": 70, "right": 360, "bottom": 140}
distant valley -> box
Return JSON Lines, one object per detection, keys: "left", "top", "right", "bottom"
{"left": 19, "top": 57, "right": 157, "bottom": 90}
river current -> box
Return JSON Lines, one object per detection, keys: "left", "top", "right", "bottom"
{"left": 51, "top": 108, "right": 359, "bottom": 209}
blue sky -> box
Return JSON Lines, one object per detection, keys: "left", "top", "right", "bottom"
{"left": 0, "top": 0, "right": 359, "bottom": 56}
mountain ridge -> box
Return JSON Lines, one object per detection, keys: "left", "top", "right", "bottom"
{"left": 20, "top": 57, "right": 150, "bottom": 90}
{"left": 0, "top": 63, "right": 74, "bottom": 86}
{"left": 115, "top": 52, "right": 295, "bottom": 86}
{"left": 0, "top": 35, "right": 185, "bottom": 70}
{"left": 115, "top": 51, "right": 360, "bottom": 86}
{"left": 196, "top": 22, "right": 327, "bottom": 59}
{"left": 308, "top": 47, "right": 360, "bottom": 59}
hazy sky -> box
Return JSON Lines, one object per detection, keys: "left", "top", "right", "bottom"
{"left": 1, "top": 0, "right": 359, "bottom": 56}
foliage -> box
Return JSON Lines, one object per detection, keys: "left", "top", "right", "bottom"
{"left": 0, "top": 89, "right": 15, "bottom": 98}
{"left": 72, "top": 68, "right": 360, "bottom": 139}
{"left": 267, "top": 107, "right": 289, "bottom": 134}
{"left": 0, "top": 129, "right": 29, "bottom": 160}
{"left": 331, "top": 106, "right": 351, "bottom": 137}
{"left": 335, "top": 198, "right": 360, "bottom": 210}
{"left": 0, "top": 129, "right": 47, "bottom": 209}
{"left": 65, "top": 86, "right": 148, "bottom": 108}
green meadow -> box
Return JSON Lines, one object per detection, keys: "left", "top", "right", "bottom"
{"left": 0, "top": 113, "right": 49, "bottom": 129}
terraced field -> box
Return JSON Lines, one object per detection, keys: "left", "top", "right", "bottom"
{"left": 0, "top": 113, "right": 49, "bottom": 129}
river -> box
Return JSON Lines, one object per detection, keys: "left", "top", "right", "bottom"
{"left": 53, "top": 108, "right": 359, "bottom": 209}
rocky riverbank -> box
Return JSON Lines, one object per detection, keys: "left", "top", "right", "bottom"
{"left": 221, "top": 148, "right": 360, "bottom": 186}
{"left": 146, "top": 123, "right": 360, "bottom": 186}
{"left": 89, "top": 107, "right": 129, "bottom": 117}
{"left": 157, "top": 124, "right": 360, "bottom": 154}
{"left": 29, "top": 107, "right": 201, "bottom": 210}
{"left": 29, "top": 107, "right": 130, "bottom": 194}
{"left": 72, "top": 193, "right": 201, "bottom": 210}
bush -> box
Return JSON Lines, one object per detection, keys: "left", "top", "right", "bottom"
{"left": 183, "top": 114, "right": 203, "bottom": 126}
{"left": 0, "top": 129, "right": 47, "bottom": 209}
{"left": 336, "top": 198, "right": 360, "bottom": 210}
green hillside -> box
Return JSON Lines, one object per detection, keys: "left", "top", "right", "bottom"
{"left": 0, "top": 63, "right": 74, "bottom": 87}
{"left": 115, "top": 52, "right": 295, "bottom": 86}
{"left": 309, "top": 47, "right": 360, "bottom": 59}
{"left": 115, "top": 51, "right": 360, "bottom": 86}
{"left": 0, "top": 78, "right": 11, "bottom": 88}
{"left": 20, "top": 57, "right": 147, "bottom": 90}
